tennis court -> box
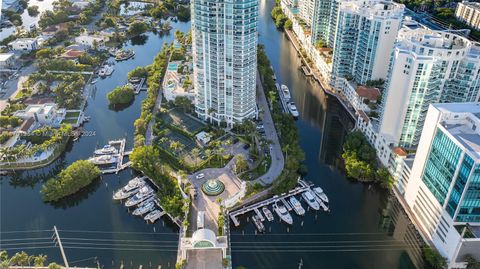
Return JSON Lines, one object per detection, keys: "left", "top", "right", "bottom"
{"left": 157, "top": 129, "right": 204, "bottom": 166}
{"left": 161, "top": 109, "right": 205, "bottom": 135}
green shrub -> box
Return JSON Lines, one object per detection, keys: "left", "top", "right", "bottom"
{"left": 107, "top": 86, "right": 135, "bottom": 105}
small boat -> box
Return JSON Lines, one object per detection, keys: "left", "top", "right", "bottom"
{"left": 89, "top": 154, "right": 117, "bottom": 165}
{"left": 281, "top": 84, "right": 291, "bottom": 101}
{"left": 144, "top": 210, "right": 163, "bottom": 223}
{"left": 289, "top": 196, "right": 305, "bottom": 216}
{"left": 273, "top": 202, "right": 293, "bottom": 225}
{"left": 113, "top": 177, "right": 145, "bottom": 200}
{"left": 313, "top": 187, "right": 329, "bottom": 204}
{"left": 91, "top": 79, "right": 97, "bottom": 84}
{"left": 108, "top": 47, "right": 118, "bottom": 56}
{"left": 129, "top": 77, "right": 142, "bottom": 83}
{"left": 98, "top": 65, "right": 114, "bottom": 77}
{"left": 115, "top": 49, "right": 135, "bottom": 61}
{"left": 288, "top": 102, "right": 299, "bottom": 118}
{"left": 302, "top": 191, "right": 320, "bottom": 211}
{"left": 94, "top": 145, "right": 118, "bottom": 155}
{"left": 132, "top": 200, "right": 155, "bottom": 216}
{"left": 262, "top": 207, "right": 274, "bottom": 222}
{"left": 125, "top": 186, "right": 154, "bottom": 207}
{"left": 252, "top": 215, "right": 265, "bottom": 233}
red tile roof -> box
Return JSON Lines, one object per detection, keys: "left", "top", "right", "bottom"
{"left": 356, "top": 86, "right": 380, "bottom": 101}
{"left": 392, "top": 147, "right": 408, "bottom": 157}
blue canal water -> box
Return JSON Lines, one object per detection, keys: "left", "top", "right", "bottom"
{"left": 1, "top": 1, "right": 422, "bottom": 269}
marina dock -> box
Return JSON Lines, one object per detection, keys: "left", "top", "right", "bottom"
{"left": 133, "top": 78, "right": 147, "bottom": 94}
{"left": 90, "top": 139, "right": 132, "bottom": 174}
{"left": 229, "top": 180, "right": 314, "bottom": 227}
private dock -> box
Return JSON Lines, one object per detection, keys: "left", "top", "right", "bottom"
{"left": 301, "top": 65, "right": 312, "bottom": 76}
{"left": 133, "top": 78, "right": 147, "bottom": 94}
{"left": 229, "top": 180, "right": 314, "bottom": 227}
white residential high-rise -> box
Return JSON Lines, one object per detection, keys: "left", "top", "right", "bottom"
{"left": 191, "top": 0, "right": 258, "bottom": 126}
{"left": 403, "top": 103, "right": 480, "bottom": 269}
{"left": 299, "top": 0, "right": 315, "bottom": 26}
{"left": 379, "top": 28, "right": 480, "bottom": 148}
{"left": 331, "top": 0, "right": 404, "bottom": 86}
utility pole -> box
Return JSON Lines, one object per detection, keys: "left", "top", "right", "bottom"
{"left": 298, "top": 258, "right": 303, "bottom": 269}
{"left": 53, "top": 226, "right": 70, "bottom": 269}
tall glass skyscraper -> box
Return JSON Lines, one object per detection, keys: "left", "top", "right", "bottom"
{"left": 379, "top": 28, "right": 480, "bottom": 148}
{"left": 191, "top": 0, "right": 258, "bottom": 126}
{"left": 405, "top": 103, "right": 480, "bottom": 267}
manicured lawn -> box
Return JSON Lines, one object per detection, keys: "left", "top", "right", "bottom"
{"left": 65, "top": 111, "right": 81, "bottom": 118}
{"left": 61, "top": 118, "right": 78, "bottom": 124}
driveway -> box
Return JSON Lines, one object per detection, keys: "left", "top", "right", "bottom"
{"left": 255, "top": 71, "right": 285, "bottom": 185}
{"left": 0, "top": 64, "right": 37, "bottom": 112}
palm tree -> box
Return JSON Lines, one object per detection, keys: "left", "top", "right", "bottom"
{"left": 283, "top": 144, "right": 291, "bottom": 163}
{"left": 205, "top": 149, "right": 212, "bottom": 165}
{"left": 191, "top": 148, "right": 200, "bottom": 167}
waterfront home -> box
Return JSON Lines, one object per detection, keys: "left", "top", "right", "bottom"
{"left": 162, "top": 61, "right": 195, "bottom": 102}
{"left": 60, "top": 49, "right": 84, "bottom": 60}
{"left": 75, "top": 34, "right": 107, "bottom": 48}
{"left": 14, "top": 103, "right": 66, "bottom": 128}
{"left": 8, "top": 38, "right": 39, "bottom": 51}
{"left": 0, "top": 53, "right": 16, "bottom": 69}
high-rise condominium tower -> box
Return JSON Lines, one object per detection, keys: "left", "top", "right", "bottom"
{"left": 379, "top": 28, "right": 480, "bottom": 148}
{"left": 191, "top": 0, "right": 258, "bottom": 126}
{"left": 331, "top": 0, "right": 404, "bottom": 86}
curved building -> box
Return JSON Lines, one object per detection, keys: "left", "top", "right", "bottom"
{"left": 191, "top": 0, "right": 258, "bottom": 126}
{"left": 379, "top": 28, "right": 480, "bottom": 148}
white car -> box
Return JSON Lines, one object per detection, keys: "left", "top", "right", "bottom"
{"left": 196, "top": 173, "right": 205, "bottom": 180}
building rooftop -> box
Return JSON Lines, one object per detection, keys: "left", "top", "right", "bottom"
{"left": 356, "top": 86, "right": 380, "bottom": 100}
{"left": 435, "top": 103, "right": 480, "bottom": 159}
{"left": 459, "top": 1, "right": 480, "bottom": 9}
{"left": 0, "top": 53, "right": 14, "bottom": 62}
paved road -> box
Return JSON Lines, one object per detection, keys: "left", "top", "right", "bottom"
{"left": 145, "top": 90, "right": 163, "bottom": 145}
{"left": 255, "top": 71, "right": 285, "bottom": 186}
{"left": 0, "top": 64, "right": 37, "bottom": 112}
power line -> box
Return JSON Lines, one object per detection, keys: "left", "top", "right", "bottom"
{"left": 0, "top": 237, "right": 54, "bottom": 242}
{"left": 57, "top": 229, "right": 179, "bottom": 235}
{"left": 0, "top": 230, "right": 53, "bottom": 234}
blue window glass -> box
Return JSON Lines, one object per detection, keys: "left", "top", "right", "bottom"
{"left": 422, "top": 129, "right": 462, "bottom": 205}
{"left": 456, "top": 165, "right": 480, "bottom": 223}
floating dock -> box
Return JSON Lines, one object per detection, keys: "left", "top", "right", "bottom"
{"left": 229, "top": 180, "right": 314, "bottom": 227}
{"left": 133, "top": 78, "right": 146, "bottom": 94}
{"left": 90, "top": 139, "right": 132, "bottom": 174}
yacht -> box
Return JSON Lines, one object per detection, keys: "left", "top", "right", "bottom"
{"left": 94, "top": 145, "right": 118, "bottom": 155}
{"left": 289, "top": 196, "right": 305, "bottom": 216}
{"left": 302, "top": 191, "right": 320, "bottom": 211}
{"left": 288, "top": 102, "right": 299, "bottom": 118}
{"left": 113, "top": 177, "right": 145, "bottom": 200}
{"left": 252, "top": 215, "right": 265, "bottom": 233}
{"left": 313, "top": 187, "right": 329, "bottom": 204}
{"left": 115, "top": 49, "right": 135, "bottom": 61}
{"left": 125, "top": 186, "right": 154, "bottom": 207}
{"left": 273, "top": 202, "right": 293, "bottom": 225}
{"left": 98, "top": 65, "right": 114, "bottom": 77}
{"left": 262, "top": 206, "right": 274, "bottom": 222}
{"left": 281, "top": 84, "right": 291, "bottom": 101}
{"left": 144, "top": 210, "right": 163, "bottom": 223}
{"left": 132, "top": 200, "right": 155, "bottom": 216}
{"left": 89, "top": 155, "right": 117, "bottom": 165}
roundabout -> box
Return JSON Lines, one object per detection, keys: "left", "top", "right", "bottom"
{"left": 201, "top": 179, "right": 225, "bottom": 196}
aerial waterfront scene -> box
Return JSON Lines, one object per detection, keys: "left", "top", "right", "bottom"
{"left": 1, "top": 0, "right": 480, "bottom": 268}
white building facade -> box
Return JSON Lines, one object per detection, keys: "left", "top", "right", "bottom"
{"left": 191, "top": 0, "right": 258, "bottom": 126}
{"left": 331, "top": 0, "right": 404, "bottom": 87}
{"left": 379, "top": 28, "right": 480, "bottom": 149}
{"left": 456, "top": 1, "right": 480, "bottom": 30}
{"left": 403, "top": 103, "right": 480, "bottom": 269}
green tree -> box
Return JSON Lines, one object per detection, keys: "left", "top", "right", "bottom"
{"left": 41, "top": 160, "right": 101, "bottom": 202}
{"left": 33, "top": 255, "right": 47, "bottom": 267}
{"left": 27, "top": 6, "right": 40, "bottom": 16}
{"left": 423, "top": 246, "right": 447, "bottom": 269}
{"left": 235, "top": 154, "right": 248, "bottom": 173}
{"left": 128, "top": 21, "right": 148, "bottom": 36}
{"left": 107, "top": 86, "right": 135, "bottom": 105}
{"left": 284, "top": 19, "right": 293, "bottom": 30}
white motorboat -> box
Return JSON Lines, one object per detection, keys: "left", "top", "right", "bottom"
{"left": 113, "top": 177, "right": 145, "bottom": 200}
{"left": 144, "top": 210, "right": 163, "bottom": 223}
{"left": 273, "top": 202, "right": 293, "bottom": 225}
{"left": 302, "top": 191, "right": 320, "bottom": 211}
{"left": 288, "top": 102, "right": 299, "bottom": 118}
{"left": 132, "top": 200, "right": 155, "bottom": 216}
{"left": 252, "top": 215, "right": 265, "bottom": 233}
{"left": 289, "top": 196, "right": 305, "bottom": 216}
{"left": 99, "top": 65, "right": 114, "bottom": 77}
{"left": 89, "top": 154, "right": 117, "bottom": 165}
{"left": 281, "top": 84, "right": 291, "bottom": 101}
{"left": 262, "top": 206, "right": 274, "bottom": 222}
{"left": 313, "top": 187, "right": 329, "bottom": 204}
{"left": 94, "top": 145, "right": 118, "bottom": 155}
{"left": 91, "top": 79, "right": 97, "bottom": 84}
{"left": 125, "top": 186, "right": 154, "bottom": 207}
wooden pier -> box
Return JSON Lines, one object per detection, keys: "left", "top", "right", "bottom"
{"left": 229, "top": 180, "right": 314, "bottom": 227}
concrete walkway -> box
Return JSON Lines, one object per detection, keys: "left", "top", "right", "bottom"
{"left": 255, "top": 71, "right": 285, "bottom": 186}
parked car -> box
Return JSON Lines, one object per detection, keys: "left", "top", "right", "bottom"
{"left": 196, "top": 173, "right": 205, "bottom": 180}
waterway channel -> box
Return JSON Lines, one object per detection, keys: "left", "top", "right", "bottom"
{"left": 1, "top": 1, "right": 422, "bottom": 268}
